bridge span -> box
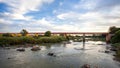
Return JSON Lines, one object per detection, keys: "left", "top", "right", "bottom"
{"left": 28, "top": 32, "right": 108, "bottom": 34}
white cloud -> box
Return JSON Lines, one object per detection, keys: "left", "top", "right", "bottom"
{"left": 1, "top": 12, "right": 33, "bottom": 21}
{"left": 0, "top": 18, "right": 12, "bottom": 24}
{"left": 57, "top": 12, "right": 80, "bottom": 20}
{"left": 0, "top": 0, "right": 54, "bottom": 20}
{"left": 1, "top": 0, "right": 54, "bottom": 14}
{"left": 12, "top": 13, "right": 33, "bottom": 20}
{"left": 56, "top": 5, "right": 120, "bottom": 32}
{"left": 36, "top": 18, "right": 54, "bottom": 27}
{"left": 53, "top": 24, "right": 80, "bottom": 32}
{"left": 74, "top": 0, "right": 100, "bottom": 10}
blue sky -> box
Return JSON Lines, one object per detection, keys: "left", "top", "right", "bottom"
{"left": 0, "top": 0, "right": 120, "bottom": 32}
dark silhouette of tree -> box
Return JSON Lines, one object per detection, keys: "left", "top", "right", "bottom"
{"left": 109, "top": 26, "right": 120, "bottom": 34}
{"left": 44, "top": 31, "right": 51, "bottom": 37}
{"left": 111, "top": 30, "right": 120, "bottom": 43}
{"left": 20, "top": 29, "right": 28, "bottom": 36}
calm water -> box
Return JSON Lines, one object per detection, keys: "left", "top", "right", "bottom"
{"left": 0, "top": 41, "right": 120, "bottom": 68}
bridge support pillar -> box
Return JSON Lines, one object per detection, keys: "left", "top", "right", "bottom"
{"left": 106, "top": 34, "right": 112, "bottom": 43}
{"left": 83, "top": 34, "right": 85, "bottom": 49}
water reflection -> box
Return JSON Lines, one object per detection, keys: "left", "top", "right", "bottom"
{"left": 0, "top": 41, "right": 120, "bottom": 68}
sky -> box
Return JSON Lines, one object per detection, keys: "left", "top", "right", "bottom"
{"left": 0, "top": 0, "right": 120, "bottom": 32}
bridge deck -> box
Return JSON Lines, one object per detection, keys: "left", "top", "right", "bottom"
{"left": 0, "top": 32, "right": 108, "bottom": 34}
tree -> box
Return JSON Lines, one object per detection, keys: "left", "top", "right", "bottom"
{"left": 44, "top": 31, "right": 51, "bottom": 37}
{"left": 109, "top": 26, "right": 120, "bottom": 34}
{"left": 111, "top": 30, "right": 120, "bottom": 43}
{"left": 20, "top": 29, "right": 28, "bottom": 36}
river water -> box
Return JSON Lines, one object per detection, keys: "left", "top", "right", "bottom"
{"left": 0, "top": 41, "right": 120, "bottom": 68}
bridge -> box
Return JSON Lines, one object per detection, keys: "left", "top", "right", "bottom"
{"left": 0, "top": 32, "right": 108, "bottom": 34}
{"left": 28, "top": 32, "right": 108, "bottom": 34}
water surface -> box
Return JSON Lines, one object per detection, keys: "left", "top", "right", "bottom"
{"left": 0, "top": 41, "right": 120, "bottom": 68}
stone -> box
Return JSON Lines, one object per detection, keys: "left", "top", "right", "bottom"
{"left": 110, "top": 48, "right": 117, "bottom": 51}
{"left": 47, "top": 53, "right": 56, "bottom": 57}
{"left": 31, "top": 45, "right": 40, "bottom": 51}
{"left": 105, "top": 50, "right": 110, "bottom": 53}
{"left": 81, "top": 64, "right": 90, "bottom": 68}
{"left": 16, "top": 48, "right": 25, "bottom": 52}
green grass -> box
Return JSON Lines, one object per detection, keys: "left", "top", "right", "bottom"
{"left": 0, "top": 36, "right": 67, "bottom": 46}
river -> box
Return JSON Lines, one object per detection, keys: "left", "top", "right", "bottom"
{"left": 0, "top": 41, "right": 120, "bottom": 68}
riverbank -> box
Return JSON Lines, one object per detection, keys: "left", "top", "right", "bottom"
{"left": 111, "top": 43, "right": 120, "bottom": 62}
{"left": 0, "top": 36, "right": 67, "bottom": 47}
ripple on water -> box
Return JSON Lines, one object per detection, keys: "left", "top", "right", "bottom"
{"left": 0, "top": 41, "right": 120, "bottom": 68}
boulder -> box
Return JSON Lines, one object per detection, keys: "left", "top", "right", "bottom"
{"left": 81, "top": 64, "right": 90, "bottom": 68}
{"left": 8, "top": 57, "right": 11, "bottom": 59}
{"left": 105, "top": 50, "right": 110, "bottom": 53}
{"left": 110, "top": 48, "right": 117, "bottom": 51}
{"left": 31, "top": 45, "right": 40, "bottom": 51}
{"left": 47, "top": 53, "right": 56, "bottom": 57}
{"left": 16, "top": 48, "right": 25, "bottom": 52}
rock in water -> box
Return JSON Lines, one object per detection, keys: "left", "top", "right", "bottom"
{"left": 16, "top": 48, "right": 25, "bottom": 52}
{"left": 47, "top": 53, "right": 56, "bottom": 57}
{"left": 81, "top": 64, "right": 90, "bottom": 68}
{"left": 105, "top": 50, "right": 110, "bottom": 53}
{"left": 31, "top": 45, "right": 40, "bottom": 51}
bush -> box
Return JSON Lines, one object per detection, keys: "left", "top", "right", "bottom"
{"left": 19, "top": 36, "right": 36, "bottom": 44}
{"left": 2, "top": 33, "right": 12, "bottom": 37}
{"left": 37, "top": 36, "right": 66, "bottom": 43}
{"left": 0, "top": 36, "right": 67, "bottom": 46}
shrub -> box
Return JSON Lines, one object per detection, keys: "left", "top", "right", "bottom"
{"left": 37, "top": 36, "right": 66, "bottom": 43}
{"left": 2, "top": 33, "right": 12, "bottom": 37}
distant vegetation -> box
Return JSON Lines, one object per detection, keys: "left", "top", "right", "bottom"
{"left": 0, "top": 36, "right": 67, "bottom": 46}
{"left": 20, "top": 29, "right": 28, "bottom": 36}
{"left": 66, "top": 34, "right": 106, "bottom": 42}
{"left": 44, "top": 31, "right": 51, "bottom": 37}
{"left": 0, "top": 30, "right": 67, "bottom": 46}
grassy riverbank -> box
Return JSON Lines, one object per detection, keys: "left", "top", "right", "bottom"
{"left": 0, "top": 36, "right": 67, "bottom": 46}
{"left": 111, "top": 43, "right": 120, "bottom": 61}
